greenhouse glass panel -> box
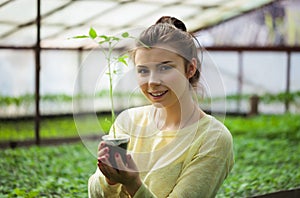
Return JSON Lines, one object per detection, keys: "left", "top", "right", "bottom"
{"left": 42, "top": 1, "right": 118, "bottom": 27}
{"left": 243, "top": 52, "right": 286, "bottom": 94}
{"left": 1, "top": 25, "right": 36, "bottom": 46}
{"left": 290, "top": 52, "right": 300, "bottom": 92}
{"left": 91, "top": 2, "right": 159, "bottom": 29}
{"left": 0, "top": 49, "right": 35, "bottom": 117}
{"left": 0, "top": 0, "right": 36, "bottom": 23}
{"left": 0, "top": 24, "right": 13, "bottom": 35}
{"left": 209, "top": 51, "right": 239, "bottom": 96}
{"left": 41, "top": 0, "right": 69, "bottom": 15}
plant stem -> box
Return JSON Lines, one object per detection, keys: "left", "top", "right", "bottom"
{"left": 107, "top": 43, "right": 116, "bottom": 138}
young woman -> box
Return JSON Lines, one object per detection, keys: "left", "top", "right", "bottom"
{"left": 88, "top": 16, "right": 234, "bottom": 198}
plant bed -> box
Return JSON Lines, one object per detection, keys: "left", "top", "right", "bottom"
{"left": 0, "top": 142, "right": 95, "bottom": 197}
{"left": 216, "top": 113, "right": 300, "bottom": 197}
{"left": 251, "top": 187, "right": 300, "bottom": 198}
{"left": 1, "top": 114, "right": 299, "bottom": 197}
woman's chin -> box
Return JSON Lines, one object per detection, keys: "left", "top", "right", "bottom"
{"left": 152, "top": 102, "right": 164, "bottom": 108}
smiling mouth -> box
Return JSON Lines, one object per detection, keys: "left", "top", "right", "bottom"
{"left": 149, "top": 90, "right": 168, "bottom": 97}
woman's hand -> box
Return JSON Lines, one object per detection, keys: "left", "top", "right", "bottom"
{"left": 97, "top": 141, "right": 118, "bottom": 185}
{"left": 97, "top": 141, "right": 142, "bottom": 196}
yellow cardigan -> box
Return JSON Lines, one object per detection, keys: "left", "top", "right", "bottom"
{"left": 88, "top": 105, "right": 234, "bottom": 198}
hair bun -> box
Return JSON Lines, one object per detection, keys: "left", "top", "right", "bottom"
{"left": 155, "top": 16, "right": 187, "bottom": 32}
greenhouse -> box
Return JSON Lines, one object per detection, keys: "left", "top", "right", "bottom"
{"left": 0, "top": 0, "right": 299, "bottom": 197}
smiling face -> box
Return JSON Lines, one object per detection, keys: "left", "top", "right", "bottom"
{"left": 134, "top": 47, "right": 190, "bottom": 108}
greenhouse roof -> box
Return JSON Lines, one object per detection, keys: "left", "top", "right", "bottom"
{"left": 0, "top": 0, "right": 277, "bottom": 49}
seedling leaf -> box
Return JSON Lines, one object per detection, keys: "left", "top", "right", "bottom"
{"left": 122, "top": 32, "right": 129, "bottom": 38}
{"left": 118, "top": 54, "right": 129, "bottom": 66}
{"left": 71, "top": 35, "right": 89, "bottom": 39}
{"left": 89, "top": 27, "right": 97, "bottom": 39}
{"left": 99, "top": 35, "right": 110, "bottom": 42}
{"left": 112, "top": 36, "right": 120, "bottom": 41}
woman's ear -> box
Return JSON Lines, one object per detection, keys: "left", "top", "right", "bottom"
{"left": 187, "top": 58, "right": 197, "bottom": 79}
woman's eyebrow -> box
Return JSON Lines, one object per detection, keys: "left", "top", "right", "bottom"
{"left": 136, "top": 61, "right": 173, "bottom": 67}
{"left": 136, "top": 65, "right": 148, "bottom": 68}
{"left": 157, "top": 61, "right": 172, "bottom": 66}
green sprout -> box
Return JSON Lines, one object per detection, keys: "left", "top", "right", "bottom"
{"left": 72, "top": 28, "right": 133, "bottom": 138}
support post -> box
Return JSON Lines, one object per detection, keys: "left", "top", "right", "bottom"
{"left": 249, "top": 94, "right": 260, "bottom": 116}
{"left": 34, "top": 0, "right": 41, "bottom": 145}
{"left": 285, "top": 51, "right": 291, "bottom": 113}
{"left": 237, "top": 51, "right": 243, "bottom": 113}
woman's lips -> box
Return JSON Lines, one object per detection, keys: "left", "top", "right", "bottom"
{"left": 148, "top": 90, "right": 168, "bottom": 98}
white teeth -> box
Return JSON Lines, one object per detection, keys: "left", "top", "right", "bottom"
{"left": 150, "top": 91, "right": 166, "bottom": 97}
{"left": 152, "top": 93, "right": 163, "bottom": 96}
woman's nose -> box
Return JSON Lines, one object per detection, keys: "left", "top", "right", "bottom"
{"left": 148, "top": 72, "right": 161, "bottom": 86}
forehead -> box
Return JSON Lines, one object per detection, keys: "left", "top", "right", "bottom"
{"left": 134, "top": 47, "right": 183, "bottom": 65}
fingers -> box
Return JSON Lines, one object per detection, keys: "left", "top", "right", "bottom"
{"left": 115, "top": 153, "right": 126, "bottom": 171}
{"left": 98, "top": 156, "right": 119, "bottom": 185}
{"left": 97, "top": 147, "right": 109, "bottom": 159}
{"left": 98, "top": 164, "right": 112, "bottom": 182}
{"left": 97, "top": 142, "right": 109, "bottom": 158}
{"left": 98, "top": 141, "right": 105, "bottom": 151}
{"left": 126, "top": 154, "right": 138, "bottom": 171}
{"left": 98, "top": 156, "right": 113, "bottom": 177}
{"left": 115, "top": 153, "right": 138, "bottom": 173}
{"left": 98, "top": 153, "right": 111, "bottom": 166}
{"left": 98, "top": 153, "right": 140, "bottom": 187}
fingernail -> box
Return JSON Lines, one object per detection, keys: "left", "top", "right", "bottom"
{"left": 115, "top": 153, "right": 119, "bottom": 158}
{"left": 99, "top": 156, "right": 105, "bottom": 162}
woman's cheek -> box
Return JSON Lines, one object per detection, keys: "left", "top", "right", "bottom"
{"left": 138, "top": 83, "right": 148, "bottom": 96}
{"left": 136, "top": 74, "right": 147, "bottom": 87}
{"left": 164, "top": 72, "right": 188, "bottom": 96}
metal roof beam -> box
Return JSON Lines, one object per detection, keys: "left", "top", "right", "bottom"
{"left": 0, "top": 0, "right": 14, "bottom": 8}
{"left": 0, "top": 0, "right": 75, "bottom": 39}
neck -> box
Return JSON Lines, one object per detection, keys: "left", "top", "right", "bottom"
{"left": 155, "top": 95, "right": 200, "bottom": 131}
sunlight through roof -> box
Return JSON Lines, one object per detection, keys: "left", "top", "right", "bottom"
{"left": 0, "top": 0, "right": 276, "bottom": 49}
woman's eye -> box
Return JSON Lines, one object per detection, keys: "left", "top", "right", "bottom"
{"left": 160, "top": 65, "right": 172, "bottom": 71}
{"left": 137, "top": 68, "right": 149, "bottom": 74}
